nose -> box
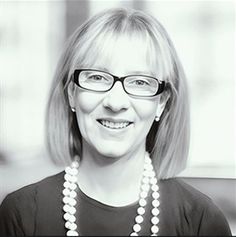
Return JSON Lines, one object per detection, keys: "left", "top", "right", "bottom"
{"left": 102, "top": 81, "right": 131, "bottom": 112}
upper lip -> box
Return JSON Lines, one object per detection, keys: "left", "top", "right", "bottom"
{"left": 97, "top": 118, "right": 133, "bottom": 123}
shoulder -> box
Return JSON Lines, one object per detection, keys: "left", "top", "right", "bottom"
{"left": 0, "top": 171, "right": 65, "bottom": 235}
{"left": 160, "top": 178, "right": 232, "bottom": 235}
{"left": 160, "top": 177, "right": 213, "bottom": 220}
{"left": 161, "top": 178, "right": 212, "bottom": 206}
{"left": 0, "top": 171, "right": 65, "bottom": 218}
{"left": 3, "top": 171, "right": 64, "bottom": 205}
{"left": 0, "top": 171, "right": 65, "bottom": 213}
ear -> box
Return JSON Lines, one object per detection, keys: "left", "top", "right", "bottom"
{"left": 155, "top": 92, "right": 170, "bottom": 119}
{"left": 67, "top": 81, "right": 76, "bottom": 109}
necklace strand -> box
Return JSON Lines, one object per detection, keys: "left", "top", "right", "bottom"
{"left": 62, "top": 153, "right": 160, "bottom": 236}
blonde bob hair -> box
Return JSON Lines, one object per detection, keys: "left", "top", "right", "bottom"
{"left": 46, "top": 8, "right": 190, "bottom": 179}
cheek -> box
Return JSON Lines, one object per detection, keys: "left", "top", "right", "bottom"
{"left": 74, "top": 91, "right": 104, "bottom": 135}
{"left": 75, "top": 90, "right": 103, "bottom": 113}
{"left": 132, "top": 99, "right": 159, "bottom": 120}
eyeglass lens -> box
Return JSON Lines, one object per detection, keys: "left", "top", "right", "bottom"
{"left": 78, "top": 70, "right": 160, "bottom": 96}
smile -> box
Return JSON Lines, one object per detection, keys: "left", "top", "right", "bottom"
{"left": 97, "top": 119, "right": 132, "bottom": 129}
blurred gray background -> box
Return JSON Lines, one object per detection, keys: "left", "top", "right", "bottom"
{"left": 0, "top": 0, "right": 235, "bottom": 234}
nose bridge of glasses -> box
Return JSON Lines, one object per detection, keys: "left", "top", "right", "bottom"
{"left": 113, "top": 75, "right": 125, "bottom": 82}
{"left": 109, "top": 75, "right": 126, "bottom": 91}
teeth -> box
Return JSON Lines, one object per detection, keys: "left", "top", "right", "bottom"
{"left": 100, "top": 120, "right": 130, "bottom": 129}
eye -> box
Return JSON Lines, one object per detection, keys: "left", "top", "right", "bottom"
{"left": 89, "top": 75, "right": 107, "bottom": 81}
{"left": 128, "top": 78, "right": 150, "bottom": 86}
{"left": 134, "top": 80, "right": 149, "bottom": 86}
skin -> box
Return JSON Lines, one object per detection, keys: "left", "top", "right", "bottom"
{"left": 68, "top": 35, "right": 167, "bottom": 206}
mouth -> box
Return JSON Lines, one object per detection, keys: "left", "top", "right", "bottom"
{"left": 97, "top": 119, "right": 133, "bottom": 129}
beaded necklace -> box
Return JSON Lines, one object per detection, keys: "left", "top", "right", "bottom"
{"left": 62, "top": 153, "right": 160, "bottom": 236}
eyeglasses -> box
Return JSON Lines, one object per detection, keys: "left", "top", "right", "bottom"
{"left": 73, "top": 69, "right": 165, "bottom": 97}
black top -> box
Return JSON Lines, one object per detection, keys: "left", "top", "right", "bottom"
{"left": 0, "top": 172, "right": 232, "bottom": 236}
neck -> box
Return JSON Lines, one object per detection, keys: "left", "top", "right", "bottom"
{"left": 77, "top": 142, "right": 147, "bottom": 206}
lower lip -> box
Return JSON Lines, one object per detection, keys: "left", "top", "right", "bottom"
{"left": 97, "top": 121, "right": 132, "bottom": 131}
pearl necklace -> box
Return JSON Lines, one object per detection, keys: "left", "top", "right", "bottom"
{"left": 62, "top": 153, "right": 160, "bottom": 236}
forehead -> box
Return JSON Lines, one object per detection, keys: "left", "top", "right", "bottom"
{"left": 96, "top": 36, "right": 151, "bottom": 74}
{"left": 75, "top": 32, "right": 162, "bottom": 77}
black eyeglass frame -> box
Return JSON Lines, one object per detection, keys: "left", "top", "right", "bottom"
{"left": 73, "top": 69, "right": 165, "bottom": 97}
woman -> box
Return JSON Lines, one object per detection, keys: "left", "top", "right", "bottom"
{"left": 0, "top": 8, "right": 232, "bottom": 236}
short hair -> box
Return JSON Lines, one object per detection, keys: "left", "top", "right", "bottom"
{"left": 45, "top": 8, "right": 190, "bottom": 179}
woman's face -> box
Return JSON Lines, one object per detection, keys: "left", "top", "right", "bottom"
{"left": 69, "top": 36, "right": 165, "bottom": 158}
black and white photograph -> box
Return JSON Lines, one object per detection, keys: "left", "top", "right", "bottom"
{"left": 0, "top": 0, "right": 235, "bottom": 236}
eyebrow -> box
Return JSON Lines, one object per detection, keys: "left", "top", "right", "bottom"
{"left": 91, "top": 67, "right": 155, "bottom": 77}
{"left": 94, "top": 66, "right": 109, "bottom": 72}
{"left": 128, "top": 70, "right": 155, "bottom": 76}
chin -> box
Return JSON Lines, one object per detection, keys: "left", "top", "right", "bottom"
{"left": 95, "top": 144, "right": 130, "bottom": 159}
{"left": 97, "top": 149, "right": 126, "bottom": 159}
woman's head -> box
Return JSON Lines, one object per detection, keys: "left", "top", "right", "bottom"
{"left": 46, "top": 8, "right": 190, "bottom": 179}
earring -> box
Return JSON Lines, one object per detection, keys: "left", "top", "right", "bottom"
{"left": 155, "top": 115, "right": 160, "bottom": 122}
{"left": 71, "top": 107, "right": 76, "bottom": 112}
